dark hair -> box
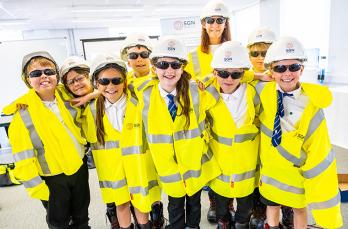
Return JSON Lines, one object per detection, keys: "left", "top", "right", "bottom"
{"left": 200, "top": 19, "right": 231, "bottom": 54}
{"left": 127, "top": 44, "right": 151, "bottom": 53}
{"left": 62, "top": 67, "right": 89, "bottom": 85}
{"left": 94, "top": 64, "right": 127, "bottom": 145}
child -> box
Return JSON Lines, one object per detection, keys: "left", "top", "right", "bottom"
{"left": 83, "top": 54, "right": 160, "bottom": 229}
{"left": 129, "top": 36, "right": 221, "bottom": 229}
{"left": 205, "top": 41, "right": 259, "bottom": 229}
{"left": 4, "top": 51, "right": 90, "bottom": 228}
{"left": 256, "top": 37, "right": 342, "bottom": 228}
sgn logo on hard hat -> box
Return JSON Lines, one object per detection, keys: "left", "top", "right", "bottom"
{"left": 167, "top": 40, "right": 176, "bottom": 51}
{"left": 214, "top": 7, "right": 222, "bottom": 12}
{"left": 285, "top": 42, "right": 295, "bottom": 54}
{"left": 256, "top": 34, "right": 263, "bottom": 38}
{"left": 224, "top": 50, "right": 233, "bottom": 62}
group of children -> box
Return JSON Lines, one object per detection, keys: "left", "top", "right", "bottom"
{"left": 3, "top": 0, "right": 343, "bottom": 229}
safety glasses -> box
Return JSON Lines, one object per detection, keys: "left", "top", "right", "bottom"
{"left": 205, "top": 17, "right": 226, "bottom": 25}
{"left": 67, "top": 75, "right": 86, "bottom": 86}
{"left": 128, "top": 51, "right": 150, "bottom": 60}
{"left": 155, "top": 61, "right": 183, "bottom": 70}
{"left": 29, "top": 69, "right": 56, "bottom": 78}
{"left": 249, "top": 51, "right": 267, "bottom": 58}
{"left": 98, "top": 77, "right": 125, "bottom": 86}
{"left": 216, "top": 70, "right": 244, "bottom": 79}
{"left": 272, "top": 63, "right": 302, "bottom": 73}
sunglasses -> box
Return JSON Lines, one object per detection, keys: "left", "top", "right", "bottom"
{"left": 155, "top": 61, "right": 183, "bottom": 70}
{"left": 28, "top": 69, "right": 56, "bottom": 78}
{"left": 67, "top": 75, "right": 86, "bottom": 86}
{"left": 216, "top": 70, "right": 244, "bottom": 79}
{"left": 128, "top": 51, "right": 150, "bottom": 60}
{"left": 272, "top": 63, "right": 302, "bottom": 73}
{"left": 249, "top": 51, "right": 267, "bottom": 58}
{"left": 205, "top": 17, "right": 226, "bottom": 25}
{"left": 98, "top": 77, "right": 125, "bottom": 86}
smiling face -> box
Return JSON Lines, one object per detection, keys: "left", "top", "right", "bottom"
{"left": 26, "top": 60, "right": 58, "bottom": 101}
{"left": 202, "top": 16, "right": 226, "bottom": 42}
{"left": 96, "top": 67, "right": 126, "bottom": 104}
{"left": 155, "top": 57, "right": 183, "bottom": 93}
{"left": 271, "top": 59, "right": 303, "bottom": 92}
{"left": 127, "top": 46, "right": 151, "bottom": 77}
{"left": 65, "top": 69, "right": 93, "bottom": 97}
{"left": 214, "top": 68, "right": 243, "bottom": 94}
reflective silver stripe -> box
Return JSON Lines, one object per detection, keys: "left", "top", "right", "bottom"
{"left": 253, "top": 93, "right": 261, "bottom": 107}
{"left": 137, "top": 79, "right": 151, "bottom": 92}
{"left": 189, "top": 81, "right": 200, "bottom": 129}
{"left": 308, "top": 192, "right": 341, "bottom": 210}
{"left": 147, "top": 134, "right": 173, "bottom": 144}
{"left": 174, "top": 128, "right": 201, "bottom": 141}
{"left": 142, "top": 86, "right": 153, "bottom": 134}
{"left": 202, "top": 74, "right": 213, "bottom": 83}
{"left": 304, "top": 109, "right": 324, "bottom": 142}
{"left": 201, "top": 148, "right": 213, "bottom": 164}
{"left": 232, "top": 169, "right": 256, "bottom": 182}
{"left": 23, "top": 176, "right": 42, "bottom": 188}
{"left": 122, "top": 146, "right": 143, "bottom": 155}
{"left": 129, "top": 180, "right": 159, "bottom": 196}
{"left": 91, "top": 140, "right": 119, "bottom": 150}
{"left": 260, "top": 123, "right": 306, "bottom": 167}
{"left": 89, "top": 100, "right": 97, "bottom": 120}
{"left": 57, "top": 90, "right": 79, "bottom": 127}
{"left": 19, "top": 109, "right": 51, "bottom": 174}
{"left": 211, "top": 130, "right": 233, "bottom": 146}
{"left": 13, "top": 149, "right": 35, "bottom": 162}
{"left": 191, "top": 50, "right": 201, "bottom": 77}
{"left": 234, "top": 132, "right": 258, "bottom": 143}
{"left": 262, "top": 175, "right": 305, "bottom": 194}
{"left": 159, "top": 173, "right": 182, "bottom": 183}
{"left": 183, "top": 169, "right": 201, "bottom": 180}
{"left": 99, "top": 179, "right": 127, "bottom": 189}
{"left": 130, "top": 96, "right": 138, "bottom": 105}
{"left": 198, "top": 121, "right": 205, "bottom": 133}
{"left": 255, "top": 81, "right": 266, "bottom": 95}
{"left": 218, "top": 174, "right": 230, "bottom": 182}
{"left": 206, "top": 85, "right": 220, "bottom": 103}
{"left": 302, "top": 149, "right": 335, "bottom": 179}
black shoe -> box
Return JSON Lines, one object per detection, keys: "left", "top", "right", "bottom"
{"left": 207, "top": 196, "right": 217, "bottom": 223}
{"left": 136, "top": 221, "right": 152, "bottom": 229}
{"left": 235, "top": 222, "right": 249, "bottom": 229}
{"left": 150, "top": 202, "right": 164, "bottom": 229}
{"left": 217, "top": 219, "right": 230, "bottom": 229}
{"left": 106, "top": 204, "right": 120, "bottom": 229}
{"left": 281, "top": 207, "right": 293, "bottom": 229}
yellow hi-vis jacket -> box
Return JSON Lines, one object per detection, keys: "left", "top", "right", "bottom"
{"left": 3, "top": 89, "right": 86, "bottom": 201}
{"left": 129, "top": 79, "right": 221, "bottom": 198}
{"left": 185, "top": 45, "right": 254, "bottom": 82}
{"left": 255, "top": 81, "right": 342, "bottom": 228}
{"left": 83, "top": 96, "right": 161, "bottom": 212}
{"left": 205, "top": 78, "right": 260, "bottom": 198}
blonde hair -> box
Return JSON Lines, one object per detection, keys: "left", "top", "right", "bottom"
{"left": 248, "top": 42, "right": 271, "bottom": 51}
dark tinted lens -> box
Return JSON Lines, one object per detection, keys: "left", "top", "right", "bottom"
{"left": 98, "top": 78, "right": 111, "bottom": 85}
{"left": 205, "top": 17, "right": 215, "bottom": 24}
{"left": 230, "top": 72, "right": 243, "bottom": 79}
{"left": 170, "top": 61, "right": 183, "bottom": 69}
{"left": 43, "top": 69, "right": 56, "bottom": 76}
{"left": 29, "top": 70, "right": 43, "bottom": 78}
{"left": 250, "top": 51, "right": 267, "bottom": 58}
{"left": 111, "top": 78, "right": 124, "bottom": 85}
{"left": 215, "top": 17, "right": 225, "bottom": 24}
{"left": 289, "top": 63, "right": 302, "bottom": 72}
{"left": 128, "top": 52, "right": 139, "bottom": 60}
{"left": 216, "top": 70, "right": 230, "bottom": 78}
{"left": 260, "top": 51, "right": 267, "bottom": 57}
{"left": 272, "top": 65, "right": 288, "bottom": 73}
{"left": 139, "top": 51, "right": 150, "bottom": 59}
{"left": 155, "top": 61, "right": 170, "bottom": 69}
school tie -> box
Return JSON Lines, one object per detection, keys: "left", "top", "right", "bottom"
{"left": 271, "top": 90, "right": 293, "bottom": 147}
{"left": 167, "top": 94, "right": 177, "bottom": 121}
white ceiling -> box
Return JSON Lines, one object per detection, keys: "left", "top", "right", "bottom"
{"left": 0, "top": 0, "right": 259, "bottom": 30}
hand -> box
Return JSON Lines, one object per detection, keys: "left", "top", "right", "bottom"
{"left": 69, "top": 89, "right": 100, "bottom": 107}
{"left": 197, "top": 80, "right": 206, "bottom": 91}
{"left": 16, "top": 104, "right": 28, "bottom": 110}
{"left": 254, "top": 70, "right": 274, "bottom": 82}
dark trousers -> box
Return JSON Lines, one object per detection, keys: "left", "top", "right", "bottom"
{"left": 215, "top": 191, "right": 253, "bottom": 224}
{"left": 167, "top": 190, "right": 202, "bottom": 229}
{"left": 42, "top": 158, "right": 90, "bottom": 229}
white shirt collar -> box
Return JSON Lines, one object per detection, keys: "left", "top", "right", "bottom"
{"left": 105, "top": 93, "right": 126, "bottom": 109}
{"left": 221, "top": 84, "right": 245, "bottom": 101}
{"left": 158, "top": 83, "right": 177, "bottom": 98}
{"left": 276, "top": 84, "right": 302, "bottom": 99}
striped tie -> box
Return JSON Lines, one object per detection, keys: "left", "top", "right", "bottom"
{"left": 167, "top": 94, "right": 177, "bottom": 121}
{"left": 271, "top": 90, "right": 293, "bottom": 147}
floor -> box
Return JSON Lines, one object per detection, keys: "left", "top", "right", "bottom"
{"left": 0, "top": 145, "right": 347, "bottom": 229}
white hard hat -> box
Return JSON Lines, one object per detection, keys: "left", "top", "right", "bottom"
{"left": 21, "top": 51, "right": 59, "bottom": 88}
{"left": 120, "top": 33, "right": 152, "bottom": 61}
{"left": 264, "top": 36, "right": 307, "bottom": 65}
{"left": 247, "top": 27, "right": 276, "bottom": 47}
{"left": 200, "top": 0, "right": 229, "bottom": 20}
{"left": 90, "top": 54, "right": 127, "bottom": 82}
{"left": 60, "top": 56, "right": 90, "bottom": 79}
{"left": 211, "top": 41, "right": 251, "bottom": 69}
{"left": 150, "top": 36, "right": 188, "bottom": 62}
